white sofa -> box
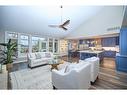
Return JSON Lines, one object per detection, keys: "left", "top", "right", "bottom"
{"left": 27, "top": 52, "right": 54, "bottom": 68}
{"left": 52, "top": 61, "right": 91, "bottom": 89}
{"left": 79, "top": 57, "right": 100, "bottom": 82}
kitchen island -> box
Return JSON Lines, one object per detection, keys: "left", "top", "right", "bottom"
{"left": 79, "top": 50, "right": 104, "bottom": 61}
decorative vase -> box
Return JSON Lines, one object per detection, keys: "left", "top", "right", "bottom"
{"left": 6, "top": 64, "right": 13, "bottom": 71}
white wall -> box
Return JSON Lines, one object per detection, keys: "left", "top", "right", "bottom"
{"left": 66, "top": 6, "right": 124, "bottom": 39}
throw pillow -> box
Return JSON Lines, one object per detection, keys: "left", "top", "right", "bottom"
{"left": 45, "top": 53, "right": 51, "bottom": 57}
{"left": 29, "top": 53, "right": 36, "bottom": 59}
{"left": 64, "top": 64, "right": 76, "bottom": 73}
{"left": 41, "top": 53, "right": 45, "bottom": 58}
{"left": 30, "top": 54, "right": 32, "bottom": 58}
{"left": 64, "top": 65, "right": 69, "bottom": 73}
{"left": 35, "top": 53, "right": 41, "bottom": 59}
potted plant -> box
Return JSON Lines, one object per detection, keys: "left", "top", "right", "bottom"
{"left": 0, "top": 39, "right": 17, "bottom": 71}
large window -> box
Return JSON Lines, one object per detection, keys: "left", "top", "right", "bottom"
{"left": 41, "top": 42, "right": 46, "bottom": 49}
{"left": 6, "top": 32, "right": 60, "bottom": 57}
{"left": 8, "top": 33, "right": 18, "bottom": 39}
{"left": 32, "top": 37, "right": 39, "bottom": 52}
{"left": 32, "top": 37, "right": 48, "bottom": 52}
{"left": 7, "top": 33, "right": 18, "bottom": 44}
{"left": 20, "top": 35, "right": 29, "bottom": 53}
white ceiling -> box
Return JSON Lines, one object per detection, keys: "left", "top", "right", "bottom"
{"left": 0, "top": 6, "right": 103, "bottom": 38}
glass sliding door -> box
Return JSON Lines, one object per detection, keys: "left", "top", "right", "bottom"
{"left": 32, "top": 37, "right": 39, "bottom": 52}
{"left": 20, "top": 35, "right": 29, "bottom": 55}
{"left": 40, "top": 38, "right": 47, "bottom": 52}
{"left": 41, "top": 42, "right": 47, "bottom": 52}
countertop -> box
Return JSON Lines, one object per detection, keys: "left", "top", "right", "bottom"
{"left": 78, "top": 50, "right": 104, "bottom": 54}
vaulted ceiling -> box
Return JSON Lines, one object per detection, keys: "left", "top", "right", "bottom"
{"left": 0, "top": 6, "right": 103, "bottom": 38}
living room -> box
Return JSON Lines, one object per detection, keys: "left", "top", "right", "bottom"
{"left": 0, "top": 1, "right": 127, "bottom": 92}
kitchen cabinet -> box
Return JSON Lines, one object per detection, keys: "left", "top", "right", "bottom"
{"left": 79, "top": 39, "right": 95, "bottom": 47}
{"left": 101, "top": 37, "right": 117, "bottom": 47}
{"left": 103, "top": 51, "right": 116, "bottom": 58}
{"left": 116, "top": 36, "right": 119, "bottom": 45}
{"left": 79, "top": 40, "right": 83, "bottom": 44}
{"left": 79, "top": 37, "right": 119, "bottom": 47}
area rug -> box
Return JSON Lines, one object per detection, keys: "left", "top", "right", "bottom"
{"left": 9, "top": 65, "right": 53, "bottom": 89}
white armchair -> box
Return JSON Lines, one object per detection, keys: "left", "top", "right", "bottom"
{"left": 52, "top": 62, "right": 91, "bottom": 89}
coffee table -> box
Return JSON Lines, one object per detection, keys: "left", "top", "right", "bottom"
{"left": 50, "top": 63, "right": 59, "bottom": 70}
{"left": 48, "top": 59, "right": 64, "bottom": 70}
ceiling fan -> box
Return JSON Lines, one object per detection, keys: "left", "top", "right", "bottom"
{"left": 48, "top": 20, "right": 70, "bottom": 31}
{"left": 48, "top": 6, "right": 70, "bottom": 31}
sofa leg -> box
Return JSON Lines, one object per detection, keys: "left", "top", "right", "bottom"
{"left": 91, "top": 81, "right": 95, "bottom": 85}
{"left": 28, "top": 64, "right": 32, "bottom": 69}
{"left": 96, "top": 75, "right": 99, "bottom": 80}
{"left": 53, "top": 85, "right": 56, "bottom": 89}
{"left": 97, "top": 76, "right": 99, "bottom": 79}
{"left": 91, "top": 76, "right": 99, "bottom": 85}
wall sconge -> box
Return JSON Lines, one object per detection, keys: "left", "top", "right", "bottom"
{"left": 87, "top": 41, "right": 90, "bottom": 44}
{"left": 91, "top": 41, "right": 95, "bottom": 44}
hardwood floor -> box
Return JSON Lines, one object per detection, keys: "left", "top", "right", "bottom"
{"left": 11, "top": 57, "right": 127, "bottom": 89}
{"left": 100, "top": 57, "right": 116, "bottom": 69}
{"left": 92, "top": 67, "right": 127, "bottom": 89}
{"left": 93, "top": 58, "right": 127, "bottom": 89}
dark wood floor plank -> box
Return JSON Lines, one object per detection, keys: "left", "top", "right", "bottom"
{"left": 94, "top": 78, "right": 120, "bottom": 89}
{"left": 99, "top": 68, "right": 127, "bottom": 83}
{"left": 99, "top": 73, "right": 127, "bottom": 89}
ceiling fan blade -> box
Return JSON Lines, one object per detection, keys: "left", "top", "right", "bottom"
{"left": 49, "top": 20, "right": 69, "bottom": 31}
{"left": 62, "top": 20, "right": 70, "bottom": 26}
{"left": 48, "top": 25, "right": 59, "bottom": 27}
{"left": 61, "top": 26, "right": 68, "bottom": 31}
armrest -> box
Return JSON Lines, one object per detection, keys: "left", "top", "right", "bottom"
{"left": 27, "top": 58, "right": 35, "bottom": 64}
{"left": 52, "top": 69, "right": 68, "bottom": 76}
{"left": 52, "top": 69, "right": 77, "bottom": 89}
{"left": 28, "top": 58, "right": 35, "bottom": 60}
